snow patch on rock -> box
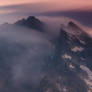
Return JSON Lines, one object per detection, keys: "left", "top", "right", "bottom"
{"left": 79, "top": 40, "right": 86, "bottom": 45}
{"left": 80, "top": 65, "right": 92, "bottom": 91}
{"left": 71, "top": 46, "right": 84, "bottom": 52}
{"left": 69, "top": 64, "right": 75, "bottom": 69}
{"left": 62, "top": 54, "right": 72, "bottom": 60}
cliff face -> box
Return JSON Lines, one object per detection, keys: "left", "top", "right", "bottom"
{"left": 38, "top": 21, "right": 92, "bottom": 92}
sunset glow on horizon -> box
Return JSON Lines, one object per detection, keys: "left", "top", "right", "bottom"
{"left": 0, "top": 0, "right": 92, "bottom": 11}
{"left": 0, "top": 0, "right": 92, "bottom": 26}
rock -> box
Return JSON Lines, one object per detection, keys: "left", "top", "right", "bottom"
{"left": 15, "top": 16, "right": 44, "bottom": 31}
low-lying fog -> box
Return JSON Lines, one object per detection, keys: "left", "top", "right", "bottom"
{"left": 0, "top": 16, "right": 91, "bottom": 91}
{"left": 0, "top": 23, "right": 55, "bottom": 91}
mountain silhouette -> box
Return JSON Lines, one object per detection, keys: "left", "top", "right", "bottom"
{"left": 15, "top": 16, "right": 44, "bottom": 31}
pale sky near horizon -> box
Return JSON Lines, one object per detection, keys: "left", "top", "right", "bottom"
{"left": 0, "top": 0, "right": 92, "bottom": 11}
{"left": 0, "top": 0, "right": 92, "bottom": 29}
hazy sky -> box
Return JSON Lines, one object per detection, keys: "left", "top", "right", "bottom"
{"left": 0, "top": 0, "right": 92, "bottom": 16}
{"left": 0, "top": 0, "right": 92, "bottom": 26}
{"left": 0, "top": 0, "right": 92, "bottom": 11}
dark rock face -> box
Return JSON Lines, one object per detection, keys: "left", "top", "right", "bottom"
{"left": 68, "top": 21, "right": 82, "bottom": 31}
{"left": 39, "top": 73, "right": 88, "bottom": 92}
{"left": 68, "top": 21, "right": 92, "bottom": 70}
{"left": 39, "top": 21, "right": 92, "bottom": 92}
{"left": 15, "top": 16, "right": 44, "bottom": 31}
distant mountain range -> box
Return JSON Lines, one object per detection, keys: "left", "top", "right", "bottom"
{"left": 0, "top": 16, "right": 92, "bottom": 92}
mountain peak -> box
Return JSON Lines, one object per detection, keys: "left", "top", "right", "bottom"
{"left": 15, "top": 16, "right": 44, "bottom": 31}
{"left": 68, "top": 21, "right": 82, "bottom": 31}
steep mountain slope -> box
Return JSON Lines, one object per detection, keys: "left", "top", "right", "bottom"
{"left": 0, "top": 16, "right": 91, "bottom": 92}
{"left": 39, "top": 21, "right": 92, "bottom": 92}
